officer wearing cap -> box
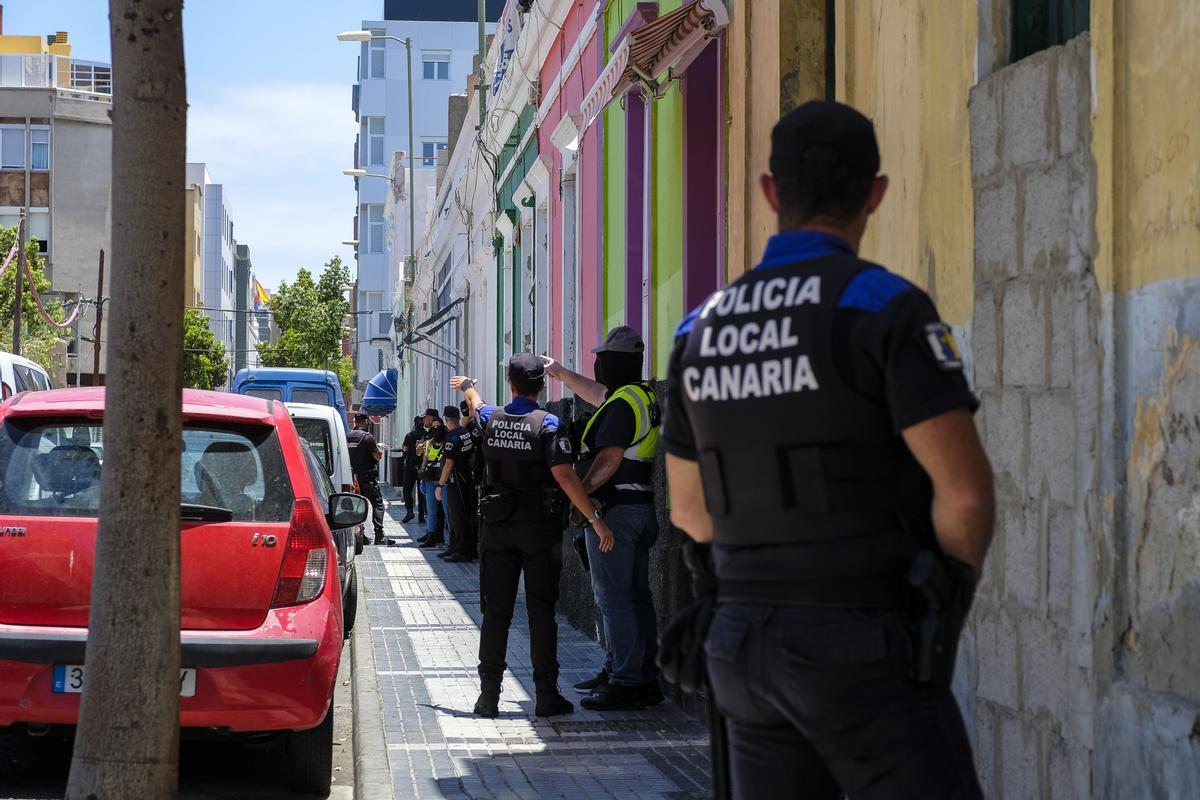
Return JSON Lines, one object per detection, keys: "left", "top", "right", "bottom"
{"left": 348, "top": 412, "right": 388, "bottom": 545}
{"left": 450, "top": 354, "right": 617, "bottom": 719}
{"left": 543, "top": 327, "right": 664, "bottom": 710}
{"left": 663, "top": 100, "right": 995, "bottom": 797}
{"left": 434, "top": 404, "right": 477, "bottom": 563}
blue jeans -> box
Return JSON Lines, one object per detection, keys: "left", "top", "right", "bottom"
{"left": 584, "top": 502, "right": 659, "bottom": 686}
{"left": 422, "top": 480, "right": 443, "bottom": 537}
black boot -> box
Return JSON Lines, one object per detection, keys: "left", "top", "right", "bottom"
{"left": 474, "top": 679, "right": 501, "bottom": 718}
{"left": 573, "top": 668, "right": 609, "bottom": 692}
{"left": 401, "top": 512, "right": 415, "bottom": 523}
{"left": 580, "top": 682, "right": 646, "bottom": 711}
{"left": 534, "top": 688, "right": 574, "bottom": 717}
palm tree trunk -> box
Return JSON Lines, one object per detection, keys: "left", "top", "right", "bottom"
{"left": 65, "top": 1, "right": 186, "bottom": 797}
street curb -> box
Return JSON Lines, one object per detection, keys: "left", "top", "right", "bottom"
{"left": 351, "top": 568, "right": 396, "bottom": 800}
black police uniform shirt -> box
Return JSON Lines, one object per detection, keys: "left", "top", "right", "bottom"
{"left": 440, "top": 425, "right": 476, "bottom": 484}
{"left": 575, "top": 397, "right": 652, "bottom": 506}
{"left": 662, "top": 230, "right": 978, "bottom": 584}
{"left": 347, "top": 428, "right": 379, "bottom": 477}
{"left": 401, "top": 427, "right": 422, "bottom": 468}
{"left": 475, "top": 397, "right": 575, "bottom": 487}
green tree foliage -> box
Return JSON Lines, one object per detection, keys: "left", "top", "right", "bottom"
{"left": 257, "top": 257, "right": 354, "bottom": 390}
{"left": 182, "top": 308, "right": 228, "bottom": 390}
{"left": 0, "top": 225, "right": 69, "bottom": 378}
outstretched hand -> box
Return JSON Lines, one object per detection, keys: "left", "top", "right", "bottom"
{"left": 449, "top": 376, "right": 470, "bottom": 392}
{"left": 540, "top": 355, "right": 562, "bottom": 378}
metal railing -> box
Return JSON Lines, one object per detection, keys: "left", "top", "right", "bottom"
{"left": 0, "top": 54, "right": 112, "bottom": 99}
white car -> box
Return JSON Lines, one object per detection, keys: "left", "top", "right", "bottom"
{"left": 0, "top": 352, "right": 52, "bottom": 398}
{"left": 286, "top": 402, "right": 366, "bottom": 554}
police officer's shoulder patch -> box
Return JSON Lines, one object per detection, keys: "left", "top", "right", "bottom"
{"left": 556, "top": 437, "right": 573, "bottom": 456}
{"left": 925, "top": 322, "right": 964, "bottom": 371}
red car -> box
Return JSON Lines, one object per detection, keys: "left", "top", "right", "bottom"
{"left": 0, "top": 388, "right": 367, "bottom": 793}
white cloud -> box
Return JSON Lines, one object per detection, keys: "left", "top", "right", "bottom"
{"left": 187, "top": 82, "right": 360, "bottom": 290}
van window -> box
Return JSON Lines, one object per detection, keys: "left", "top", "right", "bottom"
{"left": 291, "top": 388, "right": 331, "bottom": 405}
{"left": 292, "top": 417, "right": 334, "bottom": 476}
{"left": 13, "top": 365, "right": 38, "bottom": 393}
{"left": 0, "top": 422, "right": 293, "bottom": 521}
{"left": 299, "top": 440, "right": 334, "bottom": 508}
{"left": 244, "top": 387, "right": 283, "bottom": 401}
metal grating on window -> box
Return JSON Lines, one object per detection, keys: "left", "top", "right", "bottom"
{"left": 1011, "top": 0, "right": 1089, "bottom": 63}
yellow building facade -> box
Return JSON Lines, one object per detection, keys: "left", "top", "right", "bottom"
{"left": 725, "top": 2, "right": 1198, "bottom": 796}
{"left": 184, "top": 184, "right": 203, "bottom": 308}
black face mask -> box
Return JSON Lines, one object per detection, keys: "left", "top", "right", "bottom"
{"left": 593, "top": 356, "right": 606, "bottom": 390}
{"left": 594, "top": 352, "right": 643, "bottom": 393}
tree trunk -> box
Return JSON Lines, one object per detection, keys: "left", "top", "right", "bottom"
{"left": 65, "top": 2, "right": 186, "bottom": 797}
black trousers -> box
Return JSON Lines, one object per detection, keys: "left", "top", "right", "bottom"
{"left": 477, "top": 517, "right": 563, "bottom": 690}
{"left": 445, "top": 479, "right": 478, "bottom": 556}
{"left": 706, "top": 604, "right": 982, "bottom": 800}
{"left": 402, "top": 465, "right": 424, "bottom": 517}
{"left": 357, "top": 474, "right": 386, "bottom": 537}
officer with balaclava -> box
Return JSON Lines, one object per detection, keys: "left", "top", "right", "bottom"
{"left": 543, "top": 327, "right": 663, "bottom": 710}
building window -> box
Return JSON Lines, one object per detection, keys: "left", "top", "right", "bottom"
{"left": 365, "top": 117, "right": 385, "bottom": 165}
{"left": 30, "top": 129, "right": 49, "bottom": 171}
{"left": 361, "top": 205, "right": 385, "bottom": 253}
{"left": 422, "top": 51, "right": 450, "bottom": 80}
{"left": 369, "top": 31, "right": 386, "bottom": 78}
{"left": 1, "top": 128, "right": 24, "bottom": 169}
{"left": 421, "top": 139, "right": 448, "bottom": 167}
{"left": 1012, "top": 0, "right": 1089, "bottom": 62}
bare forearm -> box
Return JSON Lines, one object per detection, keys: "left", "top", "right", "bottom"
{"left": 550, "top": 464, "right": 601, "bottom": 520}
{"left": 439, "top": 460, "right": 454, "bottom": 486}
{"left": 554, "top": 366, "right": 607, "bottom": 407}
{"left": 582, "top": 448, "right": 622, "bottom": 495}
{"left": 932, "top": 490, "right": 994, "bottom": 573}
{"left": 665, "top": 454, "right": 714, "bottom": 542}
{"left": 463, "top": 386, "right": 483, "bottom": 410}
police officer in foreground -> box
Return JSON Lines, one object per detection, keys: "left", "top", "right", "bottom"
{"left": 348, "top": 412, "right": 389, "bottom": 545}
{"left": 450, "top": 354, "right": 616, "bottom": 719}
{"left": 663, "top": 101, "right": 995, "bottom": 798}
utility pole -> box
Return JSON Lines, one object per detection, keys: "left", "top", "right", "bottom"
{"left": 406, "top": 36, "right": 415, "bottom": 285}
{"left": 92, "top": 249, "right": 104, "bottom": 384}
{"left": 75, "top": 283, "right": 83, "bottom": 387}
{"left": 478, "top": 0, "right": 487, "bottom": 131}
{"left": 13, "top": 212, "right": 25, "bottom": 355}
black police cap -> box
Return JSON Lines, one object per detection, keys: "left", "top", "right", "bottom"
{"left": 507, "top": 353, "right": 545, "bottom": 381}
{"left": 769, "top": 100, "right": 880, "bottom": 182}
{"left": 442, "top": 404, "right": 461, "bottom": 421}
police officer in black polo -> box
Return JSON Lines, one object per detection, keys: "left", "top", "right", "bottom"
{"left": 348, "top": 412, "right": 389, "bottom": 545}
{"left": 663, "top": 101, "right": 995, "bottom": 798}
{"left": 450, "top": 354, "right": 616, "bottom": 719}
{"left": 434, "top": 404, "right": 477, "bottom": 563}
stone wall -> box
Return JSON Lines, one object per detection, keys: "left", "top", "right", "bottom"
{"left": 967, "top": 32, "right": 1200, "bottom": 797}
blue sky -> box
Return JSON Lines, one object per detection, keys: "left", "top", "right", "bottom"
{"left": 4, "top": 0, "right": 388, "bottom": 291}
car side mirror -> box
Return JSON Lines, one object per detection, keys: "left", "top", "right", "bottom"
{"left": 327, "top": 492, "right": 368, "bottom": 528}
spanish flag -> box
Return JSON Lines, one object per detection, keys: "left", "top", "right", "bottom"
{"left": 252, "top": 278, "right": 271, "bottom": 312}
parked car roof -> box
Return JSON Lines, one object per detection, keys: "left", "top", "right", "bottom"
{"left": 0, "top": 387, "right": 282, "bottom": 425}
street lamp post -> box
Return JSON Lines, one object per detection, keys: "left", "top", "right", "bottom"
{"left": 337, "top": 30, "right": 417, "bottom": 287}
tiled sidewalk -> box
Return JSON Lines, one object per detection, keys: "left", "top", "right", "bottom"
{"left": 359, "top": 493, "right": 712, "bottom": 799}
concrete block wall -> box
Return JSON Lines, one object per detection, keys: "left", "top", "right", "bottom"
{"left": 965, "top": 35, "right": 1102, "bottom": 799}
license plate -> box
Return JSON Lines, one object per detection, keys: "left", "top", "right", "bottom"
{"left": 53, "top": 665, "right": 197, "bottom": 698}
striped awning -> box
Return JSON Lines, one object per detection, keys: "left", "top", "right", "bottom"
{"left": 580, "top": 0, "right": 728, "bottom": 128}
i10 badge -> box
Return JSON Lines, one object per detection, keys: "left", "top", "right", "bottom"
{"left": 251, "top": 533, "right": 277, "bottom": 547}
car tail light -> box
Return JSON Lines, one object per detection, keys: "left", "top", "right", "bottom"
{"left": 271, "top": 498, "right": 328, "bottom": 607}
{"left": 1, "top": 383, "right": 11, "bottom": 400}
{"left": 341, "top": 483, "right": 356, "bottom": 493}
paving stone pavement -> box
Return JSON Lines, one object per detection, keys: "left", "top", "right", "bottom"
{"left": 360, "top": 490, "right": 712, "bottom": 799}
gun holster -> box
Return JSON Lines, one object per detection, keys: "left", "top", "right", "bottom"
{"left": 906, "top": 550, "right": 977, "bottom": 688}
{"left": 477, "top": 489, "right": 515, "bottom": 523}
{"left": 657, "top": 539, "right": 718, "bottom": 695}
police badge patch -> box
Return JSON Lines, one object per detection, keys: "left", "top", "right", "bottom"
{"left": 925, "top": 322, "right": 964, "bottom": 370}
{"left": 557, "top": 438, "right": 573, "bottom": 455}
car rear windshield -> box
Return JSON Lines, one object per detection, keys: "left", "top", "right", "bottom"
{"left": 292, "top": 417, "right": 333, "bottom": 476}
{"left": 0, "top": 421, "right": 294, "bottom": 521}
{"left": 243, "top": 387, "right": 283, "bottom": 401}
{"left": 290, "top": 388, "right": 330, "bottom": 405}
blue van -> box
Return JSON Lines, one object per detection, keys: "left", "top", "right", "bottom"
{"left": 231, "top": 368, "right": 348, "bottom": 432}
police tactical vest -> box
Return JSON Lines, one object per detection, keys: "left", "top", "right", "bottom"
{"left": 679, "top": 253, "right": 932, "bottom": 547}
{"left": 482, "top": 408, "right": 552, "bottom": 491}
{"left": 581, "top": 382, "right": 660, "bottom": 493}
{"left": 347, "top": 428, "right": 376, "bottom": 475}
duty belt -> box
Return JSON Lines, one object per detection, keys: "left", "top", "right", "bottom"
{"left": 717, "top": 574, "right": 906, "bottom": 608}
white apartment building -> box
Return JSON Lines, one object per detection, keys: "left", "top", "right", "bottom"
{"left": 350, "top": 0, "right": 502, "bottom": 390}
{"left": 186, "top": 162, "right": 236, "bottom": 381}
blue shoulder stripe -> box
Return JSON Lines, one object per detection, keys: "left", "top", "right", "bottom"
{"left": 837, "top": 268, "right": 914, "bottom": 313}
{"left": 675, "top": 301, "right": 705, "bottom": 338}
{"left": 542, "top": 412, "right": 560, "bottom": 431}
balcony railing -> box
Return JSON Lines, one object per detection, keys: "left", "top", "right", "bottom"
{"left": 0, "top": 54, "right": 113, "bottom": 100}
